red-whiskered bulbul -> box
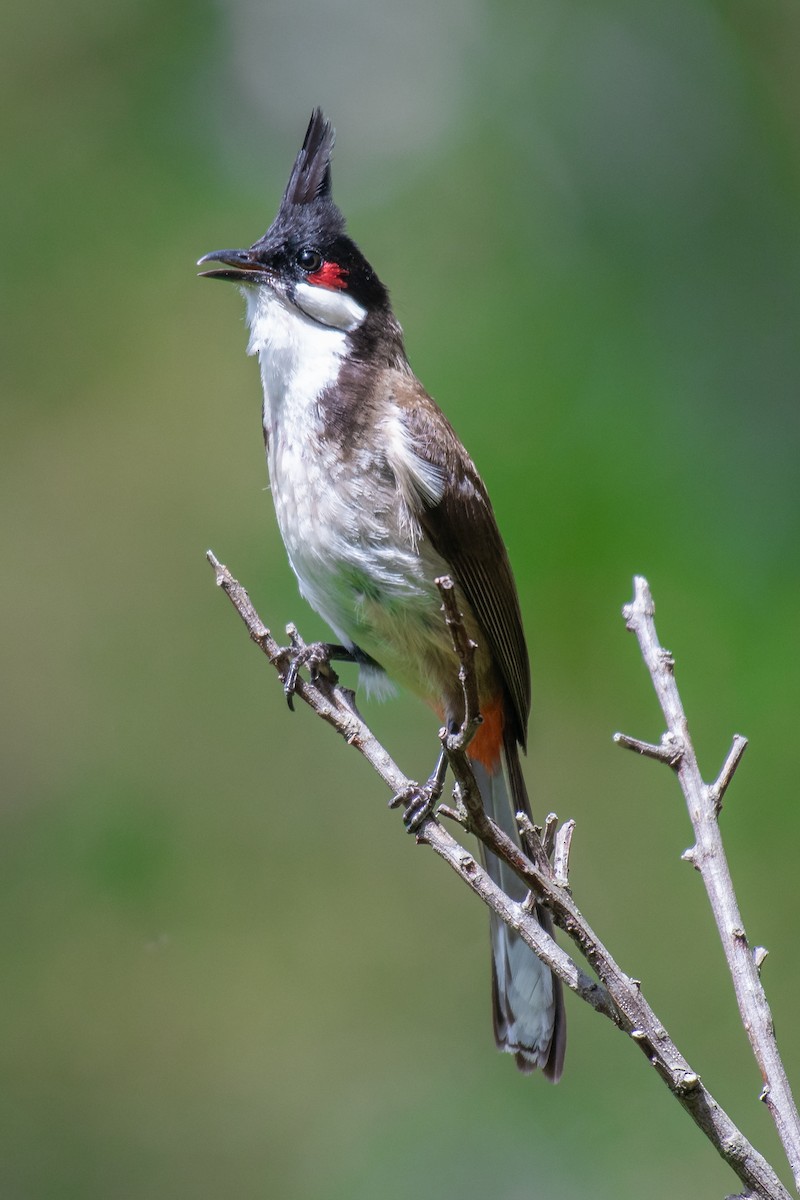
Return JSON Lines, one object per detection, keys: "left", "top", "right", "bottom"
{"left": 199, "top": 109, "right": 566, "bottom": 1080}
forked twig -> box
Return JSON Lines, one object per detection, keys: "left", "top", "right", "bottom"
{"left": 617, "top": 575, "right": 800, "bottom": 1191}
{"left": 207, "top": 551, "right": 793, "bottom": 1200}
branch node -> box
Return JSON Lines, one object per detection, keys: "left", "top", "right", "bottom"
{"left": 458, "top": 851, "right": 479, "bottom": 875}
{"left": 753, "top": 946, "right": 769, "bottom": 972}
{"left": 622, "top": 576, "right": 655, "bottom": 629}
{"left": 657, "top": 647, "right": 676, "bottom": 674}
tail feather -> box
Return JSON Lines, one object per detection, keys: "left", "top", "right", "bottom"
{"left": 471, "top": 740, "right": 566, "bottom": 1082}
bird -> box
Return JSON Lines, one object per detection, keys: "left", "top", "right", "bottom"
{"left": 198, "top": 108, "right": 566, "bottom": 1080}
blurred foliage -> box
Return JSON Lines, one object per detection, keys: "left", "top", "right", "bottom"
{"left": 2, "top": 0, "right": 800, "bottom": 1196}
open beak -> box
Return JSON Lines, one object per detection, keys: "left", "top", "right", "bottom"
{"left": 197, "top": 249, "right": 273, "bottom": 283}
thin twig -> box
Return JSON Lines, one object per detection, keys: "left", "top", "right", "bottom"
{"left": 710, "top": 734, "right": 749, "bottom": 813}
{"left": 613, "top": 730, "right": 684, "bottom": 767}
{"left": 541, "top": 813, "right": 559, "bottom": 862}
{"left": 207, "top": 551, "right": 792, "bottom": 1200}
{"left": 435, "top": 575, "right": 482, "bottom": 751}
{"left": 553, "top": 820, "right": 576, "bottom": 889}
{"left": 619, "top": 574, "right": 800, "bottom": 1191}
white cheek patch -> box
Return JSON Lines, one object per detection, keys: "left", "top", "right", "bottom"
{"left": 293, "top": 280, "right": 367, "bottom": 332}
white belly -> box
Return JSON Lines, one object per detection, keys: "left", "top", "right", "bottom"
{"left": 244, "top": 284, "right": 450, "bottom": 689}
{"left": 270, "top": 419, "right": 447, "bottom": 666}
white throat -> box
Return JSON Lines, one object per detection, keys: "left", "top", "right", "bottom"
{"left": 243, "top": 284, "right": 366, "bottom": 437}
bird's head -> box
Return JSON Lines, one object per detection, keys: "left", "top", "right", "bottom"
{"left": 199, "top": 109, "right": 389, "bottom": 335}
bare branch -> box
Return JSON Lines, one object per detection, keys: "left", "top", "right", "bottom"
{"left": 208, "top": 551, "right": 793, "bottom": 1200}
{"left": 621, "top": 574, "right": 800, "bottom": 1191}
{"left": 614, "top": 730, "right": 684, "bottom": 767}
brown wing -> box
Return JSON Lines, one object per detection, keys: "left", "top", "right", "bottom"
{"left": 392, "top": 373, "right": 531, "bottom": 750}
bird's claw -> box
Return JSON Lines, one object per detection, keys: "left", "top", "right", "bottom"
{"left": 282, "top": 640, "right": 338, "bottom": 710}
{"left": 389, "top": 748, "right": 449, "bottom": 832}
{"left": 389, "top": 777, "right": 444, "bottom": 833}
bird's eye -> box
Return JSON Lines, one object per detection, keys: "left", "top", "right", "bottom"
{"left": 296, "top": 248, "right": 323, "bottom": 273}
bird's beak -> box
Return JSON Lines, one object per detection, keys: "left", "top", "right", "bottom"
{"left": 197, "top": 249, "right": 273, "bottom": 283}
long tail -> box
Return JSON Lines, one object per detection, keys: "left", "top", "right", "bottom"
{"left": 470, "top": 728, "right": 566, "bottom": 1082}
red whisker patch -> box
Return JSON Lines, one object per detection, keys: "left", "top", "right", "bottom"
{"left": 307, "top": 261, "right": 349, "bottom": 290}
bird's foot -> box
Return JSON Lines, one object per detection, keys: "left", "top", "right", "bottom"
{"left": 283, "top": 628, "right": 350, "bottom": 710}
{"left": 390, "top": 750, "right": 448, "bottom": 833}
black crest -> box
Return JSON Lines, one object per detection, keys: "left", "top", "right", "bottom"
{"left": 283, "top": 108, "right": 335, "bottom": 207}
{"left": 254, "top": 108, "right": 347, "bottom": 252}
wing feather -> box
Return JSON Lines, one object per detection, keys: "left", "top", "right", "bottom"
{"left": 387, "top": 373, "right": 531, "bottom": 748}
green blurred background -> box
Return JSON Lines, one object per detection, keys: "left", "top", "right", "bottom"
{"left": 3, "top": 0, "right": 800, "bottom": 1195}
